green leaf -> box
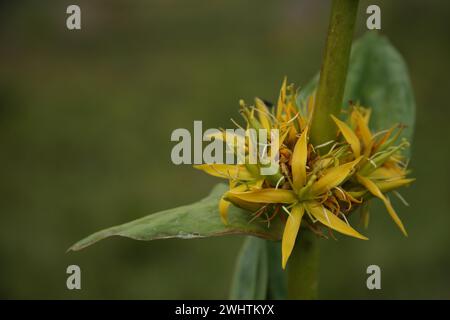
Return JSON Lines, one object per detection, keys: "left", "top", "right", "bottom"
{"left": 69, "top": 183, "right": 283, "bottom": 252}
{"left": 266, "top": 240, "right": 287, "bottom": 299}
{"left": 297, "top": 31, "right": 416, "bottom": 144}
{"left": 229, "top": 238, "right": 287, "bottom": 300}
{"left": 229, "top": 237, "right": 268, "bottom": 300}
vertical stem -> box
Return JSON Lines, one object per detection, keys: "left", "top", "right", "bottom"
{"left": 310, "top": 0, "right": 360, "bottom": 146}
{"left": 287, "top": 229, "right": 319, "bottom": 300}
{"left": 287, "top": 0, "right": 360, "bottom": 299}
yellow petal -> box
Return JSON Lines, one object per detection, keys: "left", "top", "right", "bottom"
{"left": 227, "top": 188, "right": 297, "bottom": 204}
{"left": 287, "top": 124, "right": 298, "bottom": 146}
{"left": 362, "top": 108, "right": 372, "bottom": 124}
{"left": 377, "top": 178, "right": 415, "bottom": 193}
{"left": 205, "top": 131, "right": 247, "bottom": 155}
{"left": 194, "top": 164, "right": 254, "bottom": 181}
{"left": 306, "top": 92, "right": 316, "bottom": 124}
{"left": 219, "top": 197, "right": 231, "bottom": 224}
{"left": 331, "top": 115, "right": 361, "bottom": 157}
{"left": 204, "top": 131, "right": 245, "bottom": 145}
{"left": 357, "top": 174, "right": 408, "bottom": 236}
{"left": 223, "top": 184, "right": 263, "bottom": 215}
{"left": 368, "top": 167, "right": 405, "bottom": 180}
{"left": 282, "top": 204, "right": 305, "bottom": 269}
{"left": 276, "top": 77, "right": 288, "bottom": 120}
{"left": 219, "top": 184, "right": 251, "bottom": 224}
{"left": 225, "top": 197, "right": 263, "bottom": 213}
{"left": 292, "top": 127, "right": 309, "bottom": 191}
{"left": 255, "top": 98, "right": 272, "bottom": 131}
{"left": 354, "top": 109, "right": 373, "bottom": 147}
{"left": 347, "top": 189, "right": 367, "bottom": 198}
{"left": 304, "top": 201, "right": 368, "bottom": 240}
{"left": 310, "top": 157, "right": 362, "bottom": 196}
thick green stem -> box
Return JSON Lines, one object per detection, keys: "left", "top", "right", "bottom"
{"left": 310, "top": 0, "right": 360, "bottom": 146}
{"left": 287, "top": 0, "right": 360, "bottom": 300}
{"left": 287, "top": 229, "right": 319, "bottom": 300}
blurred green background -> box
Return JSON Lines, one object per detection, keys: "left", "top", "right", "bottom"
{"left": 1, "top": 0, "right": 449, "bottom": 299}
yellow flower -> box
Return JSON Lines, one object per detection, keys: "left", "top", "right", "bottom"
{"left": 332, "top": 106, "right": 412, "bottom": 236}
{"left": 195, "top": 80, "right": 414, "bottom": 269}
{"left": 227, "top": 128, "right": 368, "bottom": 269}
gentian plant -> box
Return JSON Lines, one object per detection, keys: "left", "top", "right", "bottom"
{"left": 70, "top": 0, "right": 415, "bottom": 299}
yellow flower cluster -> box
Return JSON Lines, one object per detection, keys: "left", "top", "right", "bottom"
{"left": 195, "top": 79, "right": 414, "bottom": 268}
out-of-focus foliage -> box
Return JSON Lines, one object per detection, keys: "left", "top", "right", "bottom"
{"left": 229, "top": 237, "right": 268, "bottom": 300}
{"left": 1, "top": 0, "right": 449, "bottom": 299}
{"left": 230, "top": 237, "right": 287, "bottom": 300}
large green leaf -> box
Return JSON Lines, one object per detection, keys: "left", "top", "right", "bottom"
{"left": 69, "top": 184, "right": 283, "bottom": 251}
{"left": 229, "top": 237, "right": 287, "bottom": 300}
{"left": 297, "top": 31, "right": 416, "bottom": 143}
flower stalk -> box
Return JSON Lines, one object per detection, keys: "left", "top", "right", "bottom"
{"left": 310, "top": 0, "right": 360, "bottom": 146}
{"left": 287, "top": 229, "right": 319, "bottom": 300}
{"left": 288, "top": 0, "right": 360, "bottom": 300}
